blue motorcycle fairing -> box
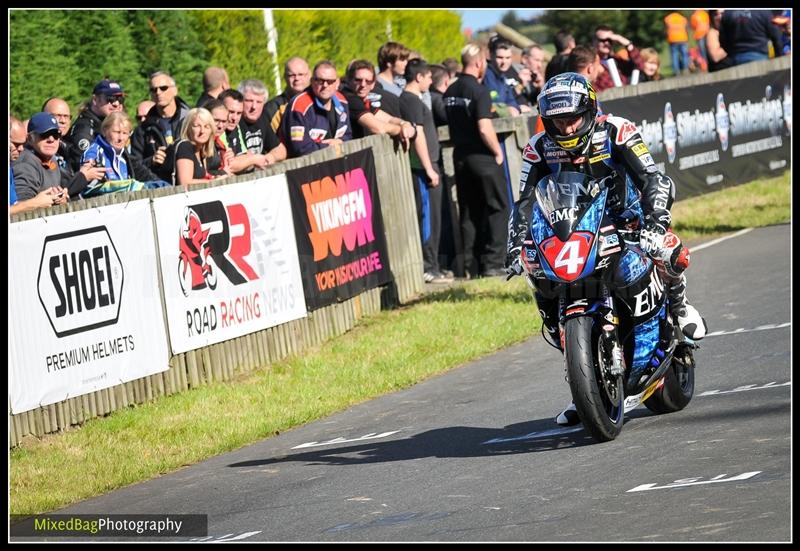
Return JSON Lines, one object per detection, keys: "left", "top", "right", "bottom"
{"left": 630, "top": 303, "right": 666, "bottom": 377}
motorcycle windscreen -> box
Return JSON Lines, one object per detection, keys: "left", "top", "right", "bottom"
{"left": 533, "top": 172, "right": 606, "bottom": 283}
{"left": 534, "top": 171, "right": 604, "bottom": 242}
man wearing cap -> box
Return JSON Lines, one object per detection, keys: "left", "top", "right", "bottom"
{"left": 64, "top": 79, "right": 126, "bottom": 171}
{"left": 12, "top": 112, "right": 70, "bottom": 203}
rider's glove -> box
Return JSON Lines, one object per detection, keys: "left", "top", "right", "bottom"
{"left": 505, "top": 246, "right": 524, "bottom": 279}
{"left": 639, "top": 214, "right": 668, "bottom": 257}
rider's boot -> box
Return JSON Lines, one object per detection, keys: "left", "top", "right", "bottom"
{"left": 668, "top": 274, "right": 708, "bottom": 340}
{"left": 556, "top": 402, "right": 580, "bottom": 426}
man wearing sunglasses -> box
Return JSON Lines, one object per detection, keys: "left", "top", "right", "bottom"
{"left": 11, "top": 112, "right": 69, "bottom": 204}
{"left": 130, "top": 71, "right": 191, "bottom": 181}
{"left": 592, "top": 25, "right": 646, "bottom": 88}
{"left": 282, "top": 60, "right": 352, "bottom": 159}
{"left": 64, "top": 79, "right": 126, "bottom": 172}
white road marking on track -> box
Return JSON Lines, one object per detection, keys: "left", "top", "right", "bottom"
{"left": 704, "top": 322, "right": 790, "bottom": 337}
{"left": 691, "top": 227, "right": 753, "bottom": 251}
{"left": 190, "top": 531, "right": 262, "bottom": 542}
{"left": 292, "top": 431, "right": 400, "bottom": 449}
{"left": 698, "top": 381, "right": 790, "bottom": 396}
{"left": 627, "top": 471, "right": 761, "bottom": 492}
{"left": 217, "top": 531, "right": 263, "bottom": 541}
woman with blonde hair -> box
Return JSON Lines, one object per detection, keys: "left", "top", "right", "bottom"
{"left": 639, "top": 47, "right": 662, "bottom": 82}
{"left": 79, "top": 110, "right": 169, "bottom": 197}
{"left": 174, "top": 107, "right": 229, "bottom": 189}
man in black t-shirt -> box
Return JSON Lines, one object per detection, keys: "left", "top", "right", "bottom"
{"left": 400, "top": 59, "right": 450, "bottom": 283}
{"left": 443, "top": 42, "right": 509, "bottom": 278}
{"left": 340, "top": 59, "right": 415, "bottom": 143}
{"left": 367, "top": 81, "right": 402, "bottom": 119}
{"left": 219, "top": 88, "right": 277, "bottom": 175}
{"left": 264, "top": 57, "right": 311, "bottom": 133}
{"left": 238, "top": 79, "right": 286, "bottom": 166}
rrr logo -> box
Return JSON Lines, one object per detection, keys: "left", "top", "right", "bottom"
{"left": 177, "top": 201, "right": 258, "bottom": 295}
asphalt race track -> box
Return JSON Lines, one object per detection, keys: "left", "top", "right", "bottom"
{"left": 24, "top": 224, "right": 791, "bottom": 542}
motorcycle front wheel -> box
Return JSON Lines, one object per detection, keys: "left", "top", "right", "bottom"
{"left": 565, "top": 316, "right": 624, "bottom": 442}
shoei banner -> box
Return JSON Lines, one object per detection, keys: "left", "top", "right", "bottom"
{"left": 9, "top": 200, "right": 169, "bottom": 414}
{"left": 601, "top": 68, "right": 790, "bottom": 197}
{"left": 286, "top": 149, "right": 393, "bottom": 311}
{"left": 152, "top": 176, "right": 307, "bottom": 354}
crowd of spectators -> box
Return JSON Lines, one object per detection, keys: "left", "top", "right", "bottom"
{"left": 9, "top": 10, "right": 790, "bottom": 280}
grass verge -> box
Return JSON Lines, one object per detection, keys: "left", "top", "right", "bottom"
{"left": 672, "top": 171, "right": 790, "bottom": 242}
{"left": 10, "top": 171, "right": 790, "bottom": 515}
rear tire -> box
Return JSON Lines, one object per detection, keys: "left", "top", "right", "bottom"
{"left": 565, "top": 316, "right": 624, "bottom": 442}
{"left": 644, "top": 343, "right": 695, "bottom": 414}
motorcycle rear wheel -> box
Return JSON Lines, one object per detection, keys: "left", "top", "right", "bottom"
{"left": 565, "top": 316, "right": 624, "bottom": 442}
{"left": 644, "top": 343, "right": 695, "bottom": 414}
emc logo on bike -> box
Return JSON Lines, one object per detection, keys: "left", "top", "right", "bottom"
{"left": 37, "top": 227, "right": 124, "bottom": 338}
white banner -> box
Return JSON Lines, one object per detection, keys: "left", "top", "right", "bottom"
{"left": 9, "top": 200, "right": 169, "bottom": 413}
{"left": 153, "top": 176, "right": 307, "bottom": 354}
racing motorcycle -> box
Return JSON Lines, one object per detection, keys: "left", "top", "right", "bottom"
{"left": 516, "top": 171, "right": 696, "bottom": 442}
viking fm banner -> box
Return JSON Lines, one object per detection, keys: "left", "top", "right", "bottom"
{"left": 286, "top": 149, "right": 393, "bottom": 311}
{"left": 9, "top": 200, "right": 169, "bottom": 413}
{"left": 601, "top": 68, "right": 790, "bottom": 198}
{"left": 153, "top": 176, "right": 307, "bottom": 354}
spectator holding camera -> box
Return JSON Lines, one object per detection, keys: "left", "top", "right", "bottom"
{"left": 520, "top": 44, "right": 547, "bottom": 104}
{"left": 592, "top": 25, "right": 645, "bottom": 86}
{"left": 130, "top": 71, "right": 191, "bottom": 179}
{"left": 78, "top": 111, "right": 169, "bottom": 197}
{"left": 12, "top": 112, "right": 70, "bottom": 203}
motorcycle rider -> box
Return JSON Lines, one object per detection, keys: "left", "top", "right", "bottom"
{"left": 505, "top": 73, "right": 707, "bottom": 426}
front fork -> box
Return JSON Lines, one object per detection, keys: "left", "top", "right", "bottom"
{"left": 560, "top": 284, "right": 625, "bottom": 378}
{"left": 598, "top": 291, "right": 625, "bottom": 377}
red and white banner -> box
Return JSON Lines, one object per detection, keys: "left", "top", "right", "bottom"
{"left": 153, "top": 176, "right": 307, "bottom": 354}
{"left": 9, "top": 200, "right": 169, "bottom": 413}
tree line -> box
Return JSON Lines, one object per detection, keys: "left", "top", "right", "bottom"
{"left": 10, "top": 9, "right": 464, "bottom": 119}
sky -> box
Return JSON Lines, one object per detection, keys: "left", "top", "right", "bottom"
{"left": 457, "top": 9, "right": 544, "bottom": 32}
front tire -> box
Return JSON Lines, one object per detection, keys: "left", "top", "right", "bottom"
{"left": 565, "top": 316, "right": 624, "bottom": 442}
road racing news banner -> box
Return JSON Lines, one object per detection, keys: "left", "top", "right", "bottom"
{"left": 10, "top": 514, "right": 207, "bottom": 539}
